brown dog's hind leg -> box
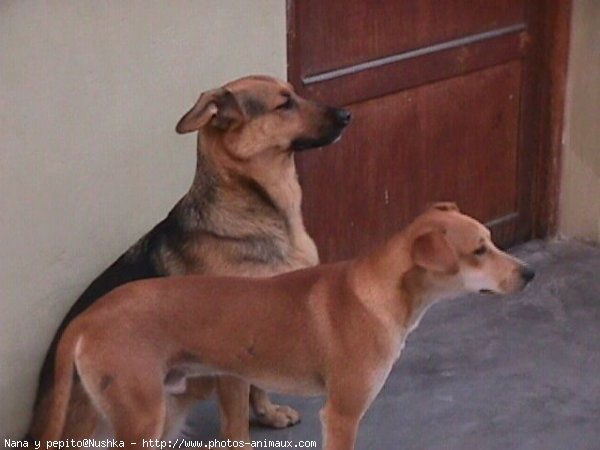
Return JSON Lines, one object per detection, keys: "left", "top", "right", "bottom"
{"left": 250, "top": 386, "right": 300, "bottom": 428}
{"left": 77, "top": 356, "right": 166, "bottom": 449}
{"left": 102, "top": 381, "right": 166, "bottom": 449}
{"left": 61, "top": 382, "right": 99, "bottom": 439}
{"left": 216, "top": 377, "right": 252, "bottom": 448}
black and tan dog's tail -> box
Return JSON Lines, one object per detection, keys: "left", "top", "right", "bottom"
{"left": 41, "top": 327, "right": 80, "bottom": 441}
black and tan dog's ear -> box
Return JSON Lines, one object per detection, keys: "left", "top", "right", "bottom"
{"left": 176, "top": 88, "right": 244, "bottom": 134}
{"left": 412, "top": 229, "right": 459, "bottom": 274}
{"left": 427, "top": 201, "right": 460, "bottom": 213}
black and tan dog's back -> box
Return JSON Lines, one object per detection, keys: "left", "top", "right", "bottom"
{"left": 27, "top": 75, "right": 351, "bottom": 441}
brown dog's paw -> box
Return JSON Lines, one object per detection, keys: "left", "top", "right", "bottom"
{"left": 256, "top": 404, "right": 301, "bottom": 428}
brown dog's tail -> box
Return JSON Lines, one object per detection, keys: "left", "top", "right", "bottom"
{"left": 40, "top": 325, "right": 81, "bottom": 442}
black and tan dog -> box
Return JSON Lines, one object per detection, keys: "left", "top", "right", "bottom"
{"left": 42, "top": 204, "right": 535, "bottom": 449}
{"left": 28, "top": 75, "right": 351, "bottom": 441}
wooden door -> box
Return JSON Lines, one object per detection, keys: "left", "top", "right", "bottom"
{"left": 288, "top": 1, "right": 570, "bottom": 261}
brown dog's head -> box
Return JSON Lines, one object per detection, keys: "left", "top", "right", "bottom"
{"left": 175, "top": 75, "right": 351, "bottom": 159}
{"left": 410, "top": 202, "right": 535, "bottom": 296}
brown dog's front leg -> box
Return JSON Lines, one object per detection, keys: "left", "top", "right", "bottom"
{"left": 320, "top": 403, "right": 362, "bottom": 450}
{"left": 320, "top": 374, "right": 384, "bottom": 450}
{"left": 249, "top": 385, "right": 300, "bottom": 428}
{"left": 216, "top": 376, "right": 252, "bottom": 449}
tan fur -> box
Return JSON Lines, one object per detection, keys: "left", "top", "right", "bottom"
{"left": 29, "top": 75, "right": 351, "bottom": 443}
{"left": 43, "top": 204, "right": 534, "bottom": 449}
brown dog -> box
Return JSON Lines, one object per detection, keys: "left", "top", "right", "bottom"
{"left": 28, "top": 75, "right": 351, "bottom": 442}
{"left": 42, "top": 203, "right": 534, "bottom": 449}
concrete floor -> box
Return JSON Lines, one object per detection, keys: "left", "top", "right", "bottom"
{"left": 183, "top": 239, "right": 600, "bottom": 449}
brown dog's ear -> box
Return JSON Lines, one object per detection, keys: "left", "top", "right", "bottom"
{"left": 412, "top": 229, "right": 459, "bottom": 274}
{"left": 176, "top": 88, "right": 244, "bottom": 134}
{"left": 427, "top": 201, "right": 460, "bottom": 213}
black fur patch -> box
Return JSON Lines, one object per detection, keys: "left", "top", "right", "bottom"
{"left": 236, "top": 175, "right": 280, "bottom": 214}
{"left": 177, "top": 350, "right": 202, "bottom": 364}
{"left": 245, "top": 344, "right": 256, "bottom": 357}
{"left": 99, "top": 374, "right": 113, "bottom": 392}
{"left": 236, "top": 235, "right": 286, "bottom": 265}
{"left": 242, "top": 97, "right": 267, "bottom": 117}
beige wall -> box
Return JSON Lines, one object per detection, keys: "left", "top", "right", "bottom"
{"left": 0, "top": 1, "right": 285, "bottom": 438}
{"left": 559, "top": 0, "right": 600, "bottom": 241}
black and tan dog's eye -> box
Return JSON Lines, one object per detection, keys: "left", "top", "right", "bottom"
{"left": 473, "top": 245, "right": 487, "bottom": 256}
{"left": 276, "top": 95, "right": 294, "bottom": 110}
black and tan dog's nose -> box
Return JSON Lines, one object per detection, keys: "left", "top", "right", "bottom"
{"left": 520, "top": 266, "right": 535, "bottom": 284}
{"left": 334, "top": 108, "right": 352, "bottom": 126}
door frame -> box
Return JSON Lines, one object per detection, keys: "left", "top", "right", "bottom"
{"left": 524, "top": 0, "right": 572, "bottom": 238}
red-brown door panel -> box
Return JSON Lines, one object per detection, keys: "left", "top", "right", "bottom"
{"left": 292, "top": 0, "right": 525, "bottom": 76}
{"left": 297, "top": 62, "right": 521, "bottom": 261}
{"left": 289, "top": 0, "right": 570, "bottom": 261}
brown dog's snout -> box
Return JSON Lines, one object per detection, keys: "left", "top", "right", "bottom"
{"left": 520, "top": 265, "right": 535, "bottom": 284}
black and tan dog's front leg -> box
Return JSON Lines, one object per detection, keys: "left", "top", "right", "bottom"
{"left": 250, "top": 386, "right": 300, "bottom": 428}
{"left": 216, "top": 377, "right": 252, "bottom": 449}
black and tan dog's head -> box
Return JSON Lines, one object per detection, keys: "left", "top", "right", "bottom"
{"left": 410, "top": 203, "right": 535, "bottom": 296}
{"left": 176, "top": 75, "right": 351, "bottom": 160}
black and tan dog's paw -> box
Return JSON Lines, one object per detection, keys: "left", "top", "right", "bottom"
{"left": 256, "top": 404, "right": 301, "bottom": 428}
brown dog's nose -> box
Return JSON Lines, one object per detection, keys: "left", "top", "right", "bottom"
{"left": 334, "top": 108, "right": 352, "bottom": 126}
{"left": 520, "top": 266, "right": 535, "bottom": 284}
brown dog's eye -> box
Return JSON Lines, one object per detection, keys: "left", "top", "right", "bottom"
{"left": 473, "top": 245, "right": 487, "bottom": 256}
{"left": 276, "top": 95, "right": 294, "bottom": 110}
